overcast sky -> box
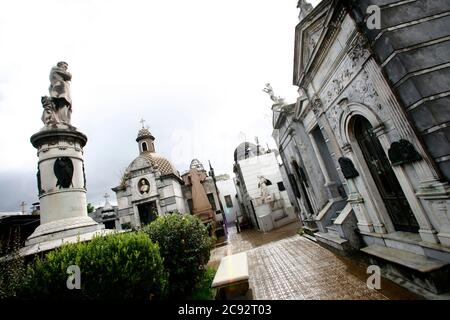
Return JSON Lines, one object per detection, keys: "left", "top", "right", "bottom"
{"left": 0, "top": 0, "right": 321, "bottom": 211}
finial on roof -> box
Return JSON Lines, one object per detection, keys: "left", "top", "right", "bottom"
{"left": 297, "top": 0, "right": 313, "bottom": 21}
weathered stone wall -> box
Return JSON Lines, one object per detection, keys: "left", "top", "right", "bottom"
{"left": 348, "top": 0, "right": 450, "bottom": 181}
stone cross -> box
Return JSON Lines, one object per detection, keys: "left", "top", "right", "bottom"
{"left": 20, "top": 201, "right": 27, "bottom": 215}
{"left": 140, "top": 118, "right": 146, "bottom": 129}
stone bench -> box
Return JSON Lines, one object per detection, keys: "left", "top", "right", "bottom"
{"left": 211, "top": 252, "right": 251, "bottom": 299}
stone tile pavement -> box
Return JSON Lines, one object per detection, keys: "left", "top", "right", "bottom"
{"left": 209, "top": 221, "right": 420, "bottom": 300}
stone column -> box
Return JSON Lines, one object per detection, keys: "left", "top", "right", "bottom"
{"left": 25, "top": 129, "right": 103, "bottom": 247}
{"left": 309, "top": 97, "right": 343, "bottom": 201}
{"left": 341, "top": 144, "right": 374, "bottom": 233}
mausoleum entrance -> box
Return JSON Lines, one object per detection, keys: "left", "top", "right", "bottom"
{"left": 138, "top": 201, "right": 158, "bottom": 226}
{"left": 354, "top": 116, "right": 419, "bottom": 233}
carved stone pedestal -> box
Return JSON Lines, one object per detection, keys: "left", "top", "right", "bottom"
{"left": 22, "top": 129, "right": 105, "bottom": 255}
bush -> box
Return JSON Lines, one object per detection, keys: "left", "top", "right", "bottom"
{"left": 143, "top": 213, "right": 213, "bottom": 299}
{"left": 20, "top": 232, "right": 168, "bottom": 299}
{"left": 190, "top": 267, "right": 217, "bottom": 300}
{"left": 0, "top": 233, "right": 26, "bottom": 299}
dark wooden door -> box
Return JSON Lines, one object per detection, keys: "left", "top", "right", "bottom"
{"left": 354, "top": 116, "right": 419, "bottom": 233}
{"left": 138, "top": 201, "right": 157, "bottom": 226}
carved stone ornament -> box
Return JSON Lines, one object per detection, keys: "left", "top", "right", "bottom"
{"left": 54, "top": 157, "right": 74, "bottom": 189}
{"left": 297, "top": 0, "right": 313, "bottom": 21}
{"left": 311, "top": 96, "right": 323, "bottom": 116}
{"left": 338, "top": 157, "right": 359, "bottom": 179}
{"left": 388, "top": 139, "right": 422, "bottom": 166}
{"left": 349, "top": 34, "right": 369, "bottom": 68}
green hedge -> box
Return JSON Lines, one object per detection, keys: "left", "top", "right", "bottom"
{"left": 143, "top": 214, "right": 213, "bottom": 299}
{"left": 190, "top": 267, "right": 217, "bottom": 300}
{"left": 0, "top": 238, "right": 26, "bottom": 299}
{"left": 20, "top": 232, "right": 168, "bottom": 299}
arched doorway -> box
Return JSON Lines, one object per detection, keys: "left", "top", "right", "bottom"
{"left": 292, "top": 160, "right": 314, "bottom": 216}
{"left": 353, "top": 116, "right": 419, "bottom": 233}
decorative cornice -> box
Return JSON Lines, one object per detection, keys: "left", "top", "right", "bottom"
{"left": 31, "top": 129, "right": 88, "bottom": 148}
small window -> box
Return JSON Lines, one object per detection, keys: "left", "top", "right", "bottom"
{"left": 224, "top": 195, "right": 233, "bottom": 208}
{"left": 277, "top": 182, "right": 286, "bottom": 191}
{"left": 142, "top": 142, "right": 148, "bottom": 152}
{"left": 207, "top": 193, "right": 217, "bottom": 211}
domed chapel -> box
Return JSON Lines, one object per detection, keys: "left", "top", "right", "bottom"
{"left": 112, "top": 124, "right": 187, "bottom": 228}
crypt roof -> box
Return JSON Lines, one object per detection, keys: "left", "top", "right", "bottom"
{"left": 140, "top": 152, "right": 181, "bottom": 178}
{"left": 114, "top": 152, "right": 182, "bottom": 191}
{"left": 234, "top": 142, "right": 259, "bottom": 162}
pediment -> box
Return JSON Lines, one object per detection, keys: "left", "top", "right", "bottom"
{"left": 293, "top": 0, "right": 344, "bottom": 86}
{"left": 129, "top": 156, "right": 152, "bottom": 171}
{"left": 301, "top": 16, "right": 326, "bottom": 70}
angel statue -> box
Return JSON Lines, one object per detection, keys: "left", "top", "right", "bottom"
{"left": 40, "top": 61, "right": 74, "bottom": 129}
{"left": 263, "top": 83, "right": 286, "bottom": 106}
{"left": 257, "top": 175, "right": 272, "bottom": 200}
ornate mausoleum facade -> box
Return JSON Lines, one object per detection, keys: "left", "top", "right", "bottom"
{"left": 112, "top": 126, "right": 186, "bottom": 228}
{"left": 272, "top": 0, "right": 450, "bottom": 295}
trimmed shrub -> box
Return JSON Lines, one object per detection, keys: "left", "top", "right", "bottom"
{"left": 20, "top": 232, "right": 168, "bottom": 299}
{"left": 190, "top": 267, "right": 217, "bottom": 300}
{"left": 143, "top": 213, "right": 213, "bottom": 299}
{"left": 0, "top": 233, "right": 26, "bottom": 299}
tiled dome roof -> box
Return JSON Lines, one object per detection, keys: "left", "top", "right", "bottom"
{"left": 140, "top": 152, "right": 180, "bottom": 178}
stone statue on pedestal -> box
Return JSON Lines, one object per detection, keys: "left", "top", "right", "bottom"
{"left": 23, "top": 62, "right": 107, "bottom": 257}
{"left": 41, "top": 61, "right": 73, "bottom": 128}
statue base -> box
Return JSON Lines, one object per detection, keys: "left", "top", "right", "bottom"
{"left": 25, "top": 216, "right": 104, "bottom": 246}
{"left": 23, "top": 128, "right": 106, "bottom": 256}
{"left": 21, "top": 225, "right": 114, "bottom": 257}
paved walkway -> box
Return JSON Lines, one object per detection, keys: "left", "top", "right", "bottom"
{"left": 209, "top": 222, "right": 420, "bottom": 300}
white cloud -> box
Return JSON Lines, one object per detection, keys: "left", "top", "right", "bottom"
{"left": 0, "top": 0, "right": 321, "bottom": 210}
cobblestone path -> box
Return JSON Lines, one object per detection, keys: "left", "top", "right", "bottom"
{"left": 209, "top": 222, "right": 420, "bottom": 300}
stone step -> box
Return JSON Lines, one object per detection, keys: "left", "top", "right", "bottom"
{"left": 315, "top": 232, "right": 349, "bottom": 251}
{"left": 361, "top": 245, "right": 448, "bottom": 273}
{"left": 302, "top": 225, "right": 318, "bottom": 237}
{"left": 302, "top": 233, "right": 317, "bottom": 242}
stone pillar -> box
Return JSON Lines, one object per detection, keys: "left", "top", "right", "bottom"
{"left": 25, "top": 129, "right": 103, "bottom": 246}
{"left": 341, "top": 144, "right": 374, "bottom": 233}
{"left": 310, "top": 96, "right": 344, "bottom": 201}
